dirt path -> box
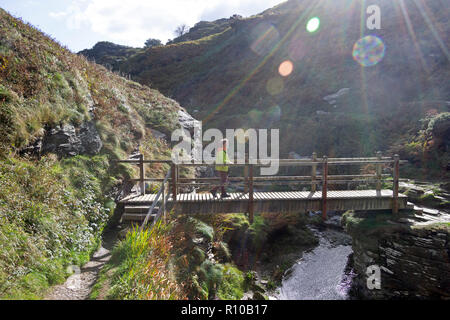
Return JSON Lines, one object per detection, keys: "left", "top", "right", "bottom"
{"left": 45, "top": 226, "right": 119, "bottom": 300}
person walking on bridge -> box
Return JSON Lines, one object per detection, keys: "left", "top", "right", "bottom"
{"left": 211, "top": 138, "right": 231, "bottom": 198}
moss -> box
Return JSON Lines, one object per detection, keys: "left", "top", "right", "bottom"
{"left": 418, "top": 193, "right": 439, "bottom": 205}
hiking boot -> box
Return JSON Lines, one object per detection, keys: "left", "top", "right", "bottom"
{"left": 221, "top": 192, "right": 231, "bottom": 198}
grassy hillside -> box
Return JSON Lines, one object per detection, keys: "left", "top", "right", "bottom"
{"left": 81, "top": 0, "right": 450, "bottom": 179}
{"left": 0, "top": 8, "right": 185, "bottom": 298}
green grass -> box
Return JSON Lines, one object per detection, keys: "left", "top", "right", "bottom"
{"left": 105, "top": 223, "right": 186, "bottom": 300}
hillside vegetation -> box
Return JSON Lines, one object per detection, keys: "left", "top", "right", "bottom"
{"left": 81, "top": 0, "right": 450, "bottom": 179}
{"left": 0, "top": 8, "right": 185, "bottom": 298}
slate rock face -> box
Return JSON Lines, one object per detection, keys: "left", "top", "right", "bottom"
{"left": 343, "top": 210, "right": 450, "bottom": 299}
{"left": 41, "top": 121, "right": 103, "bottom": 157}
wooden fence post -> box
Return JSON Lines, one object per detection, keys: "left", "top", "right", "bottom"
{"left": 393, "top": 154, "right": 399, "bottom": 214}
{"left": 249, "top": 164, "right": 254, "bottom": 224}
{"left": 171, "top": 163, "right": 177, "bottom": 202}
{"left": 376, "top": 151, "right": 382, "bottom": 194}
{"left": 322, "top": 156, "right": 328, "bottom": 220}
{"left": 244, "top": 153, "right": 249, "bottom": 193}
{"left": 176, "top": 165, "right": 180, "bottom": 195}
{"left": 162, "top": 180, "right": 166, "bottom": 222}
{"left": 139, "top": 154, "right": 145, "bottom": 195}
{"left": 311, "top": 152, "right": 317, "bottom": 192}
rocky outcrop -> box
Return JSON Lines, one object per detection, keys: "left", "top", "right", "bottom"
{"left": 343, "top": 209, "right": 450, "bottom": 299}
{"left": 40, "top": 121, "right": 103, "bottom": 157}
{"left": 400, "top": 180, "right": 450, "bottom": 210}
{"left": 178, "top": 109, "right": 200, "bottom": 134}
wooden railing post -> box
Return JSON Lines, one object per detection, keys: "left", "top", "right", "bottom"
{"left": 249, "top": 164, "right": 254, "bottom": 224}
{"left": 393, "top": 154, "right": 399, "bottom": 214}
{"left": 162, "top": 180, "right": 166, "bottom": 222}
{"left": 311, "top": 152, "right": 317, "bottom": 192}
{"left": 376, "top": 151, "right": 382, "bottom": 194}
{"left": 139, "top": 154, "right": 145, "bottom": 195}
{"left": 176, "top": 165, "right": 180, "bottom": 195}
{"left": 244, "top": 153, "right": 249, "bottom": 193}
{"left": 322, "top": 156, "right": 328, "bottom": 220}
{"left": 171, "top": 163, "right": 177, "bottom": 202}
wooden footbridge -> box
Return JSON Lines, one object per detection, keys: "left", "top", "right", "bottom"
{"left": 117, "top": 153, "right": 408, "bottom": 228}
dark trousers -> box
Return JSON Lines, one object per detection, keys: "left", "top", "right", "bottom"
{"left": 211, "top": 170, "right": 228, "bottom": 194}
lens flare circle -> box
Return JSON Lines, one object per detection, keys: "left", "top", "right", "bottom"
{"left": 306, "top": 17, "right": 320, "bottom": 33}
{"left": 278, "top": 60, "right": 294, "bottom": 77}
{"left": 352, "top": 35, "right": 385, "bottom": 67}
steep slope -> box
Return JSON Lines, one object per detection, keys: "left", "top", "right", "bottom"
{"left": 0, "top": 8, "right": 190, "bottom": 298}
{"left": 81, "top": 0, "right": 450, "bottom": 178}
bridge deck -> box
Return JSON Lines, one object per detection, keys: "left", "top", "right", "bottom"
{"left": 120, "top": 190, "right": 408, "bottom": 215}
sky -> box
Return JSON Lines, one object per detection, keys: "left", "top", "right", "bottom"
{"left": 0, "top": 0, "right": 286, "bottom": 52}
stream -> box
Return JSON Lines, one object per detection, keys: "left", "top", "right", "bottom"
{"left": 272, "top": 178, "right": 449, "bottom": 300}
{"left": 274, "top": 227, "right": 356, "bottom": 300}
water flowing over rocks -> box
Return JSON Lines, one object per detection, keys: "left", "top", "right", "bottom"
{"left": 275, "top": 228, "right": 354, "bottom": 300}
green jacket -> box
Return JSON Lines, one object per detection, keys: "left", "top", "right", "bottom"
{"left": 215, "top": 149, "right": 230, "bottom": 172}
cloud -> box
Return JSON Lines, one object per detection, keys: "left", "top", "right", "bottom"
{"left": 49, "top": 0, "right": 285, "bottom": 47}
{"left": 49, "top": 1, "right": 89, "bottom": 30}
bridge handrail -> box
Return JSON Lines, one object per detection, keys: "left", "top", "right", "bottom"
{"left": 140, "top": 168, "right": 172, "bottom": 230}
{"left": 118, "top": 152, "right": 405, "bottom": 223}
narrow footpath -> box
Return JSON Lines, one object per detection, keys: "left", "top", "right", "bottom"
{"left": 44, "top": 226, "right": 119, "bottom": 300}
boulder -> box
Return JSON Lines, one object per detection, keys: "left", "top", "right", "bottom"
{"left": 41, "top": 121, "right": 102, "bottom": 157}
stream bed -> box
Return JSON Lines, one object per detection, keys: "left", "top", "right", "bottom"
{"left": 273, "top": 228, "right": 355, "bottom": 300}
